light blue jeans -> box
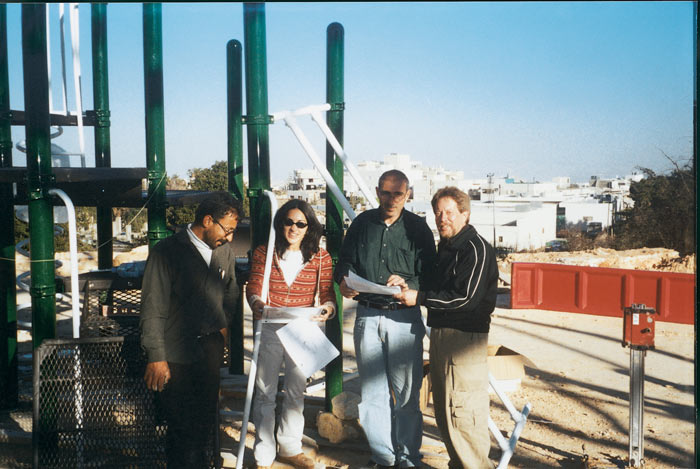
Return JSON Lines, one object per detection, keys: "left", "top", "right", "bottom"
{"left": 354, "top": 304, "right": 425, "bottom": 467}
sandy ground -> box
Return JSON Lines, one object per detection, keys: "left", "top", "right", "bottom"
{"left": 8, "top": 246, "right": 696, "bottom": 468}
{"left": 214, "top": 294, "right": 694, "bottom": 469}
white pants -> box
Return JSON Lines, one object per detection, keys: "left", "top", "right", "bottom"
{"left": 253, "top": 323, "right": 307, "bottom": 465}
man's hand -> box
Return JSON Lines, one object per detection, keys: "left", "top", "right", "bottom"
{"left": 394, "top": 289, "right": 418, "bottom": 307}
{"left": 386, "top": 274, "right": 407, "bottom": 289}
{"left": 339, "top": 278, "right": 359, "bottom": 299}
{"left": 220, "top": 327, "right": 228, "bottom": 345}
{"left": 144, "top": 361, "right": 171, "bottom": 392}
{"left": 252, "top": 299, "right": 265, "bottom": 320}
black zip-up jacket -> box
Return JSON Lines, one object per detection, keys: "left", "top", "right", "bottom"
{"left": 140, "top": 229, "right": 239, "bottom": 364}
{"left": 416, "top": 224, "right": 498, "bottom": 333}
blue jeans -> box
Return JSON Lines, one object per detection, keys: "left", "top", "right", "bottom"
{"left": 354, "top": 304, "right": 425, "bottom": 467}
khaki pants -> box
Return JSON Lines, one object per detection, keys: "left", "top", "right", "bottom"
{"left": 430, "top": 328, "right": 491, "bottom": 469}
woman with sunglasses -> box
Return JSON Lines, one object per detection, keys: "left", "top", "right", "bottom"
{"left": 246, "top": 199, "right": 335, "bottom": 469}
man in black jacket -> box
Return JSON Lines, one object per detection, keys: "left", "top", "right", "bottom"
{"left": 140, "top": 191, "right": 242, "bottom": 468}
{"left": 394, "top": 186, "right": 498, "bottom": 468}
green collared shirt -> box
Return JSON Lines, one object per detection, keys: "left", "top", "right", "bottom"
{"left": 334, "top": 208, "right": 437, "bottom": 305}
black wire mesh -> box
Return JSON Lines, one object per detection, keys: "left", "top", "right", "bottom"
{"left": 34, "top": 338, "right": 221, "bottom": 468}
{"left": 33, "top": 337, "right": 166, "bottom": 468}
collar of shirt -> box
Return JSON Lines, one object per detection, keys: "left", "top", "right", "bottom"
{"left": 186, "top": 223, "right": 213, "bottom": 267}
{"left": 371, "top": 207, "right": 405, "bottom": 228}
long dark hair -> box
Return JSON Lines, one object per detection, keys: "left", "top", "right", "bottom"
{"left": 273, "top": 199, "right": 323, "bottom": 263}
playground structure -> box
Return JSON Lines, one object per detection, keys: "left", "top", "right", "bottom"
{"left": 0, "top": 4, "right": 531, "bottom": 467}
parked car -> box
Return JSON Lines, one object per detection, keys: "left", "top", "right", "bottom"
{"left": 545, "top": 239, "right": 569, "bottom": 252}
{"left": 585, "top": 222, "right": 603, "bottom": 238}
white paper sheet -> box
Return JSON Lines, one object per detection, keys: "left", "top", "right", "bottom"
{"left": 262, "top": 306, "right": 323, "bottom": 321}
{"left": 344, "top": 270, "right": 401, "bottom": 295}
{"left": 275, "top": 319, "right": 340, "bottom": 378}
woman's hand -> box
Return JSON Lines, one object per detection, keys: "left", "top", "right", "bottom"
{"left": 252, "top": 299, "right": 266, "bottom": 320}
{"left": 312, "top": 305, "right": 335, "bottom": 322}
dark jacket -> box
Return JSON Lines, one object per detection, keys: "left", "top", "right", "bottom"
{"left": 334, "top": 208, "right": 437, "bottom": 305}
{"left": 417, "top": 224, "right": 498, "bottom": 333}
{"left": 140, "top": 229, "right": 239, "bottom": 364}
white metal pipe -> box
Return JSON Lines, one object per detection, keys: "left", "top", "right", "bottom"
{"left": 236, "top": 190, "right": 278, "bottom": 469}
{"left": 488, "top": 415, "right": 509, "bottom": 452}
{"left": 48, "top": 188, "right": 80, "bottom": 338}
{"left": 68, "top": 3, "right": 86, "bottom": 167}
{"left": 309, "top": 109, "right": 378, "bottom": 209}
{"left": 489, "top": 372, "right": 520, "bottom": 418}
{"left": 58, "top": 3, "right": 68, "bottom": 115}
{"left": 280, "top": 114, "right": 356, "bottom": 220}
{"left": 46, "top": 5, "right": 53, "bottom": 112}
{"left": 271, "top": 103, "right": 330, "bottom": 121}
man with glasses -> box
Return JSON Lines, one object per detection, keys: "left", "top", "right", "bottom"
{"left": 140, "top": 191, "right": 243, "bottom": 468}
{"left": 335, "top": 170, "right": 436, "bottom": 468}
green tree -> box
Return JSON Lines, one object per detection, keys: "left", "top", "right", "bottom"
{"left": 614, "top": 158, "right": 695, "bottom": 256}
{"left": 166, "top": 161, "right": 249, "bottom": 228}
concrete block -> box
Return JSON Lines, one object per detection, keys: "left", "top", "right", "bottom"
{"left": 330, "top": 391, "right": 360, "bottom": 420}
{"left": 316, "top": 412, "right": 362, "bottom": 444}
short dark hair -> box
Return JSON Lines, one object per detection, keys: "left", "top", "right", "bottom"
{"left": 431, "top": 186, "right": 471, "bottom": 213}
{"left": 377, "top": 169, "right": 409, "bottom": 189}
{"left": 193, "top": 191, "right": 244, "bottom": 225}
{"left": 273, "top": 199, "right": 323, "bottom": 263}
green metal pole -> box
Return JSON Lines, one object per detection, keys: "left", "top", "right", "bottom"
{"left": 227, "top": 39, "right": 245, "bottom": 202}
{"left": 143, "top": 4, "right": 169, "bottom": 248}
{"left": 325, "top": 22, "right": 345, "bottom": 409}
{"left": 243, "top": 3, "right": 271, "bottom": 251}
{"left": 0, "top": 3, "right": 17, "bottom": 408}
{"left": 22, "top": 4, "right": 56, "bottom": 349}
{"left": 92, "top": 3, "right": 113, "bottom": 269}
{"left": 226, "top": 39, "right": 244, "bottom": 375}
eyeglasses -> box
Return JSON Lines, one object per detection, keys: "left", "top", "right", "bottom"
{"left": 284, "top": 219, "right": 308, "bottom": 229}
{"left": 214, "top": 220, "right": 236, "bottom": 237}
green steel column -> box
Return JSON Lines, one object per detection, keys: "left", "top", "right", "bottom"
{"left": 143, "top": 4, "right": 169, "bottom": 248}
{"left": 324, "top": 22, "right": 345, "bottom": 409}
{"left": 226, "top": 39, "right": 244, "bottom": 374}
{"left": 92, "top": 3, "right": 113, "bottom": 269}
{"left": 227, "top": 39, "right": 245, "bottom": 202}
{"left": 22, "top": 4, "right": 56, "bottom": 348}
{"left": 243, "top": 3, "right": 271, "bottom": 250}
{"left": 0, "top": 3, "right": 17, "bottom": 408}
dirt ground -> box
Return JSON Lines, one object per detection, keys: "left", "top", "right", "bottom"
{"left": 9, "top": 246, "right": 696, "bottom": 468}
{"left": 215, "top": 294, "right": 694, "bottom": 469}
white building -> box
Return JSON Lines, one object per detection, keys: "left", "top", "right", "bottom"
{"left": 558, "top": 200, "right": 614, "bottom": 230}
{"left": 422, "top": 200, "right": 558, "bottom": 251}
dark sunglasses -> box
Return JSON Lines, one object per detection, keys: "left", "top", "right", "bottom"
{"left": 284, "top": 219, "right": 308, "bottom": 229}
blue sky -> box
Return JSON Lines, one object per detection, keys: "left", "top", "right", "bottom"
{"left": 4, "top": 2, "right": 695, "bottom": 185}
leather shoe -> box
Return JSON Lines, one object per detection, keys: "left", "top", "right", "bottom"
{"left": 277, "top": 452, "right": 315, "bottom": 469}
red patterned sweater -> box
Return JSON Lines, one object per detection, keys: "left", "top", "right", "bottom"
{"left": 246, "top": 245, "right": 335, "bottom": 310}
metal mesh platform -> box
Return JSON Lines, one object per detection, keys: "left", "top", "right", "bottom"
{"left": 34, "top": 337, "right": 221, "bottom": 468}
{"left": 33, "top": 336, "right": 166, "bottom": 468}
